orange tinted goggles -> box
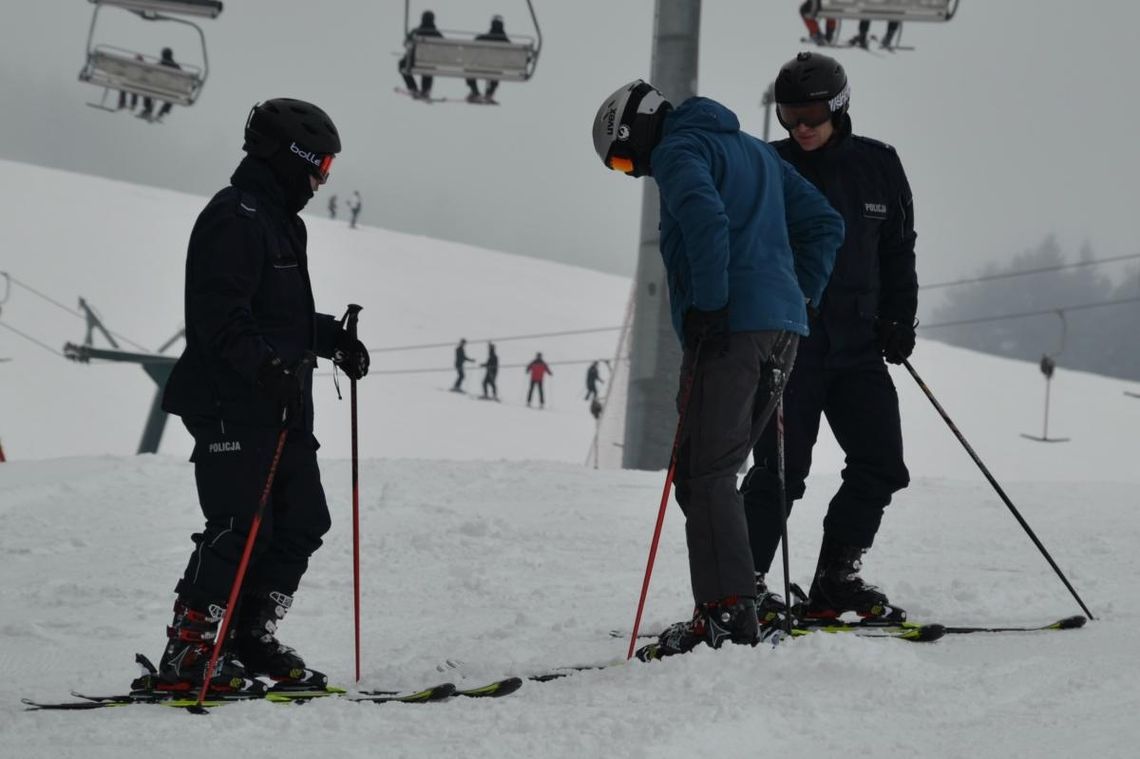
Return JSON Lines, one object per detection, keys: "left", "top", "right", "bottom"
{"left": 607, "top": 155, "right": 635, "bottom": 174}
{"left": 315, "top": 154, "right": 335, "bottom": 184}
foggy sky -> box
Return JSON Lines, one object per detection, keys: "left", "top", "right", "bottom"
{"left": 2, "top": 0, "right": 1138, "bottom": 286}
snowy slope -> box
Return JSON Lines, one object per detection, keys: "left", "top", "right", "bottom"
{"left": 0, "top": 158, "right": 629, "bottom": 463}
{"left": 2, "top": 164, "right": 1139, "bottom": 758}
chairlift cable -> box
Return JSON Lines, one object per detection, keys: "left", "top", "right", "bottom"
{"left": 1, "top": 273, "right": 153, "bottom": 353}
{"left": 0, "top": 320, "right": 67, "bottom": 358}
{"left": 368, "top": 326, "right": 622, "bottom": 354}
{"left": 921, "top": 295, "right": 1140, "bottom": 330}
{"left": 924, "top": 251, "right": 1140, "bottom": 290}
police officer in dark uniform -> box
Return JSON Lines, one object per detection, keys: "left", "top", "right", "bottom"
{"left": 157, "top": 98, "right": 370, "bottom": 694}
{"left": 741, "top": 52, "right": 918, "bottom": 625}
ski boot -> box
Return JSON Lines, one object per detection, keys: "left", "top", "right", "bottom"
{"left": 754, "top": 574, "right": 799, "bottom": 630}
{"left": 141, "top": 599, "right": 264, "bottom": 697}
{"left": 232, "top": 590, "right": 327, "bottom": 690}
{"left": 803, "top": 539, "right": 906, "bottom": 624}
{"left": 636, "top": 597, "right": 759, "bottom": 661}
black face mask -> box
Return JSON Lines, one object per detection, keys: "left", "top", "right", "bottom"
{"left": 267, "top": 151, "right": 315, "bottom": 214}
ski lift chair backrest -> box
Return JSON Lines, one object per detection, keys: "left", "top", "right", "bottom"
{"left": 82, "top": 49, "right": 202, "bottom": 105}
{"left": 407, "top": 35, "right": 535, "bottom": 81}
{"left": 815, "top": 0, "right": 956, "bottom": 22}
{"left": 92, "top": 0, "right": 224, "bottom": 19}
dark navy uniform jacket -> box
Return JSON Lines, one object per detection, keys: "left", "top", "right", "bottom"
{"left": 163, "top": 157, "right": 340, "bottom": 432}
{"left": 773, "top": 115, "right": 918, "bottom": 366}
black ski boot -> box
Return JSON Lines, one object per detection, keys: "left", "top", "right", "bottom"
{"left": 754, "top": 574, "right": 791, "bottom": 629}
{"left": 143, "top": 599, "right": 264, "bottom": 696}
{"left": 804, "top": 539, "right": 906, "bottom": 624}
{"left": 232, "top": 590, "right": 327, "bottom": 689}
{"left": 636, "top": 597, "right": 760, "bottom": 661}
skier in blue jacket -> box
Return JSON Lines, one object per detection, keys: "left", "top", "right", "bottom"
{"left": 592, "top": 81, "right": 843, "bottom": 659}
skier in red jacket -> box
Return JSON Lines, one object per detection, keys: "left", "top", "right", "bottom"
{"left": 525, "top": 353, "right": 552, "bottom": 408}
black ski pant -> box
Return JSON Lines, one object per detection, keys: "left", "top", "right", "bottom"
{"left": 453, "top": 365, "right": 466, "bottom": 391}
{"left": 740, "top": 346, "right": 909, "bottom": 576}
{"left": 482, "top": 372, "right": 498, "bottom": 398}
{"left": 527, "top": 380, "right": 545, "bottom": 406}
{"left": 175, "top": 420, "right": 331, "bottom": 612}
{"left": 585, "top": 383, "right": 598, "bottom": 401}
{"left": 673, "top": 331, "right": 798, "bottom": 605}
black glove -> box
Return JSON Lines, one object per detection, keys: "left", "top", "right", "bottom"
{"left": 682, "top": 306, "right": 730, "bottom": 355}
{"left": 333, "top": 331, "right": 370, "bottom": 380}
{"left": 256, "top": 355, "right": 304, "bottom": 421}
{"left": 875, "top": 319, "right": 916, "bottom": 365}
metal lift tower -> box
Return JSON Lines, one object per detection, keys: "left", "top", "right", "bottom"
{"left": 623, "top": 0, "right": 701, "bottom": 470}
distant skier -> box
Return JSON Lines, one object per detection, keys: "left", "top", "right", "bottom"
{"left": 452, "top": 338, "right": 475, "bottom": 392}
{"left": 347, "top": 191, "right": 362, "bottom": 228}
{"left": 399, "top": 10, "right": 444, "bottom": 100}
{"left": 584, "top": 360, "right": 603, "bottom": 401}
{"left": 140, "top": 47, "right": 181, "bottom": 122}
{"left": 741, "top": 53, "right": 919, "bottom": 628}
{"left": 525, "top": 352, "right": 552, "bottom": 408}
{"left": 481, "top": 342, "right": 500, "bottom": 400}
{"left": 465, "top": 15, "right": 510, "bottom": 104}
{"left": 159, "top": 98, "right": 370, "bottom": 696}
{"left": 592, "top": 80, "right": 841, "bottom": 659}
{"left": 328, "top": 194, "right": 337, "bottom": 219}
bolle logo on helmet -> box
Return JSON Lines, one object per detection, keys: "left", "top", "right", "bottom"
{"left": 828, "top": 83, "right": 851, "bottom": 113}
{"left": 617, "top": 124, "right": 631, "bottom": 141}
{"left": 290, "top": 141, "right": 322, "bottom": 168}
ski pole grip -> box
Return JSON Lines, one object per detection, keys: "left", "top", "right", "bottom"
{"left": 343, "top": 304, "right": 363, "bottom": 340}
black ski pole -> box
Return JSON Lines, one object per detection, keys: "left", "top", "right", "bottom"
{"left": 902, "top": 359, "right": 1094, "bottom": 620}
{"left": 341, "top": 304, "right": 363, "bottom": 683}
{"left": 774, "top": 397, "right": 794, "bottom": 636}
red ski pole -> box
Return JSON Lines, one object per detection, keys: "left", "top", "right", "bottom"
{"left": 627, "top": 342, "right": 702, "bottom": 660}
{"left": 196, "top": 354, "right": 312, "bottom": 707}
{"left": 342, "top": 304, "right": 364, "bottom": 682}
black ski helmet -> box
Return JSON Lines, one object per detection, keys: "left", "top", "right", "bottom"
{"left": 592, "top": 80, "right": 672, "bottom": 178}
{"left": 774, "top": 52, "right": 850, "bottom": 124}
{"left": 244, "top": 98, "right": 341, "bottom": 163}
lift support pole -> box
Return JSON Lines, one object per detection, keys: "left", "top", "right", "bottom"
{"left": 623, "top": 0, "right": 701, "bottom": 470}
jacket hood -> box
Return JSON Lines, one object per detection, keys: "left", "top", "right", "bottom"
{"left": 664, "top": 97, "right": 740, "bottom": 136}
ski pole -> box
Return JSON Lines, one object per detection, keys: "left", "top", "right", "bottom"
{"left": 342, "top": 304, "right": 364, "bottom": 683}
{"left": 774, "top": 397, "right": 793, "bottom": 636}
{"left": 197, "top": 353, "right": 314, "bottom": 706}
{"left": 901, "top": 359, "right": 1094, "bottom": 620}
{"left": 627, "top": 341, "right": 702, "bottom": 660}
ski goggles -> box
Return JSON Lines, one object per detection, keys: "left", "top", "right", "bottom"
{"left": 311, "top": 153, "right": 335, "bottom": 184}
{"left": 606, "top": 153, "right": 636, "bottom": 174}
{"left": 776, "top": 101, "right": 833, "bottom": 130}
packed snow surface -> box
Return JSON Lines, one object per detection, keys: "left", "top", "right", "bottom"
{"left": 2, "top": 162, "right": 1139, "bottom": 758}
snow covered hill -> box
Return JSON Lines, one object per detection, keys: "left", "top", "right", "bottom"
{"left": 2, "top": 163, "right": 1139, "bottom": 758}
{"left": 0, "top": 158, "right": 629, "bottom": 463}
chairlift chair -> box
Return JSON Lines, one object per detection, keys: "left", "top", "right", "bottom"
{"left": 401, "top": 1, "right": 542, "bottom": 85}
{"left": 78, "top": 0, "right": 223, "bottom": 112}
{"left": 812, "top": 0, "right": 960, "bottom": 23}
{"left": 805, "top": 0, "right": 959, "bottom": 50}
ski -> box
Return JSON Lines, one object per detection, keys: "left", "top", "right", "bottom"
{"left": 609, "top": 620, "right": 943, "bottom": 643}
{"left": 941, "top": 615, "right": 1087, "bottom": 635}
{"left": 22, "top": 677, "right": 530, "bottom": 711}
{"left": 359, "top": 676, "right": 522, "bottom": 700}
{"left": 611, "top": 614, "right": 1086, "bottom": 641}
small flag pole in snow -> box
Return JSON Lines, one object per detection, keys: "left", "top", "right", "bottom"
{"left": 902, "top": 359, "right": 1094, "bottom": 621}
{"left": 627, "top": 341, "right": 702, "bottom": 660}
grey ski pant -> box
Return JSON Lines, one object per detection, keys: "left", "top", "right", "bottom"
{"left": 673, "top": 330, "right": 798, "bottom": 605}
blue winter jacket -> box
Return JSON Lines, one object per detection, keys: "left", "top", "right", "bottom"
{"left": 652, "top": 97, "right": 844, "bottom": 341}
